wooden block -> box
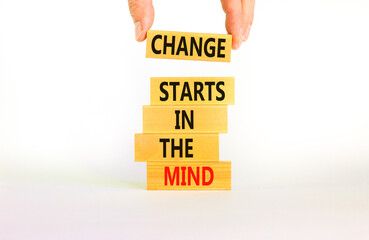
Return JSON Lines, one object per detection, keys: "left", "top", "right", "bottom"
{"left": 146, "top": 30, "right": 232, "bottom": 62}
{"left": 135, "top": 133, "right": 219, "bottom": 162}
{"left": 147, "top": 161, "right": 231, "bottom": 190}
{"left": 142, "top": 105, "right": 227, "bottom": 133}
{"left": 150, "top": 77, "right": 235, "bottom": 105}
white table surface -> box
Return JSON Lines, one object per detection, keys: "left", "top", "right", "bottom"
{"left": 1, "top": 176, "right": 369, "bottom": 240}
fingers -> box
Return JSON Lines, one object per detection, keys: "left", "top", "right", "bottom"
{"left": 221, "top": 0, "right": 255, "bottom": 49}
{"left": 221, "top": 0, "right": 243, "bottom": 50}
{"left": 241, "top": 0, "right": 255, "bottom": 42}
{"left": 128, "top": 0, "right": 155, "bottom": 42}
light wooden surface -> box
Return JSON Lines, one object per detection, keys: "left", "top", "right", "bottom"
{"left": 150, "top": 77, "right": 235, "bottom": 105}
{"left": 146, "top": 30, "right": 232, "bottom": 62}
{"left": 147, "top": 161, "right": 231, "bottom": 190}
{"left": 142, "top": 105, "right": 228, "bottom": 133}
{"left": 135, "top": 133, "right": 219, "bottom": 162}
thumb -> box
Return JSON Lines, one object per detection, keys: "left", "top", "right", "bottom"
{"left": 128, "top": 0, "right": 155, "bottom": 42}
{"left": 221, "top": 0, "right": 243, "bottom": 50}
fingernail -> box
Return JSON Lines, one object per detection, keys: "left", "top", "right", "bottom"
{"left": 234, "top": 42, "right": 241, "bottom": 50}
{"left": 135, "top": 22, "right": 143, "bottom": 41}
{"left": 241, "top": 28, "right": 246, "bottom": 42}
{"left": 243, "top": 24, "right": 251, "bottom": 41}
{"left": 234, "top": 29, "right": 242, "bottom": 49}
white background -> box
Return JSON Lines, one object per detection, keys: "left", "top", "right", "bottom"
{"left": 1, "top": 0, "right": 369, "bottom": 239}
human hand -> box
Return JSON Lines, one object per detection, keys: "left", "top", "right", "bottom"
{"left": 220, "top": 0, "right": 255, "bottom": 49}
{"left": 128, "top": 0, "right": 255, "bottom": 50}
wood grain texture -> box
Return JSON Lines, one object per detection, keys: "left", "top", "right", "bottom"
{"left": 135, "top": 133, "right": 219, "bottom": 162}
{"left": 147, "top": 161, "right": 231, "bottom": 190}
{"left": 150, "top": 77, "right": 235, "bottom": 105}
{"left": 142, "top": 105, "right": 227, "bottom": 133}
{"left": 146, "top": 30, "right": 232, "bottom": 62}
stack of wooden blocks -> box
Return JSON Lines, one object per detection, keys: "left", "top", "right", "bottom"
{"left": 135, "top": 30, "right": 234, "bottom": 190}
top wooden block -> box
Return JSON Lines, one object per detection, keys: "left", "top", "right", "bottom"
{"left": 146, "top": 30, "right": 232, "bottom": 62}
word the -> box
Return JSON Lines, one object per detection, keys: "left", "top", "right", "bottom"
{"left": 160, "top": 138, "right": 193, "bottom": 158}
